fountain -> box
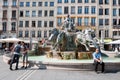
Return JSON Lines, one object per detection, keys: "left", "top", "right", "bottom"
{"left": 3, "top": 15, "right": 120, "bottom": 70}
{"left": 48, "top": 15, "right": 98, "bottom": 59}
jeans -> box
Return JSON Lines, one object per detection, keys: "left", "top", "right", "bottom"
{"left": 94, "top": 61, "right": 105, "bottom": 72}
{"left": 10, "top": 54, "right": 20, "bottom": 69}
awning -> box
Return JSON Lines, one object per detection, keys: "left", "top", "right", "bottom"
{"left": 104, "top": 39, "right": 112, "bottom": 43}
{"left": 107, "top": 39, "right": 120, "bottom": 44}
{"left": 0, "top": 38, "right": 23, "bottom": 43}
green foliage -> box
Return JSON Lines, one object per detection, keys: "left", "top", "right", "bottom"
{"left": 28, "top": 50, "right": 35, "bottom": 56}
{"left": 115, "top": 54, "right": 120, "bottom": 58}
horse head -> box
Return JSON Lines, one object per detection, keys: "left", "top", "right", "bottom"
{"left": 48, "top": 28, "right": 59, "bottom": 42}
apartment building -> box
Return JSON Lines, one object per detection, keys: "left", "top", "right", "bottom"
{"left": 0, "top": 0, "right": 18, "bottom": 38}
{"left": 0, "top": 0, "right": 120, "bottom": 41}
{"left": 18, "top": 0, "right": 55, "bottom": 40}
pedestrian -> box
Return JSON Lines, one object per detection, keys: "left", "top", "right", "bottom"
{"left": 21, "top": 41, "right": 28, "bottom": 69}
{"left": 9, "top": 41, "right": 21, "bottom": 70}
{"left": 115, "top": 47, "right": 119, "bottom": 55}
{"left": 92, "top": 48, "right": 105, "bottom": 73}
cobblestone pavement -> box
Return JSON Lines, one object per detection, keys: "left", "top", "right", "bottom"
{"left": 0, "top": 56, "right": 120, "bottom": 80}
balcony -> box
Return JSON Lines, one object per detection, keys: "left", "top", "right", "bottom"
{"left": 10, "top": 30, "right": 16, "bottom": 33}
{"left": 113, "top": 25, "right": 120, "bottom": 29}
{"left": 2, "top": 5, "right": 8, "bottom": 8}
{"left": 11, "top": 5, "right": 17, "bottom": 8}
{"left": 2, "top": 18, "right": 8, "bottom": 20}
{"left": 11, "top": 17, "right": 17, "bottom": 20}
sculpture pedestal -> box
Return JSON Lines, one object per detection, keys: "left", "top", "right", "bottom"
{"left": 78, "top": 52, "right": 93, "bottom": 59}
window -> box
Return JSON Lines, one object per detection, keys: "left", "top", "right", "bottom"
{"left": 85, "top": 0, "right": 89, "bottom": 3}
{"left": 26, "top": 11, "right": 30, "bottom": 17}
{"left": 38, "top": 2, "right": 42, "bottom": 6}
{"left": 78, "top": 6, "right": 82, "bottom": 14}
{"left": 32, "top": 21, "right": 36, "bottom": 27}
{"left": 49, "top": 30, "right": 51, "bottom": 37}
{"left": 105, "top": 8, "right": 109, "bottom": 15}
{"left": 44, "top": 31, "right": 47, "bottom": 38}
{"left": 12, "top": 10, "right": 16, "bottom": 18}
{"left": 119, "top": 19, "right": 120, "bottom": 25}
{"left": 119, "top": 0, "right": 120, "bottom": 5}
{"left": 99, "top": 9, "right": 103, "bottom": 15}
{"left": 44, "top": 10, "right": 48, "bottom": 17}
{"left": 38, "top": 31, "right": 41, "bottom": 37}
{"left": 38, "top": 21, "right": 42, "bottom": 27}
{"left": 2, "top": 22, "right": 7, "bottom": 32}
{"left": 91, "top": 6, "right": 96, "bottom": 14}
{"left": 77, "top": 17, "right": 82, "bottom": 26}
{"left": 91, "top": 18, "right": 96, "bottom": 26}
{"left": 64, "top": 0, "right": 69, "bottom": 3}
{"left": 11, "top": 22, "right": 16, "bottom": 31}
{"left": 113, "top": 19, "right": 117, "bottom": 25}
{"left": 19, "top": 21, "right": 23, "bottom": 27}
{"left": 71, "top": 6, "right": 75, "bottom": 14}
{"left": 99, "top": 0, "right": 103, "bottom": 4}
{"left": 32, "top": 2, "right": 36, "bottom": 7}
{"left": 12, "top": 0, "right": 17, "bottom": 7}
{"left": 3, "top": 10, "right": 7, "bottom": 18}
{"left": 44, "top": 21, "right": 47, "bottom": 27}
{"left": 3, "top": 0, "right": 8, "bottom": 7}
{"left": 58, "top": 0, "right": 62, "bottom": 3}
{"left": 49, "top": 21, "right": 54, "bottom": 27}
{"left": 119, "top": 9, "right": 120, "bottom": 16}
{"left": 57, "top": 18, "right": 62, "bottom": 26}
{"left": 19, "top": 31, "right": 23, "bottom": 37}
{"left": 91, "top": 0, "right": 95, "bottom": 3}
{"left": 105, "top": 0, "right": 109, "bottom": 4}
{"left": 113, "top": 0, "right": 117, "bottom": 5}
{"left": 32, "top": 11, "right": 36, "bottom": 17}
{"left": 25, "top": 31, "right": 29, "bottom": 37}
{"left": 84, "top": 17, "right": 89, "bottom": 26}
{"left": 38, "top": 10, "right": 42, "bottom": 17}
{"left": 99, "top": 19, "right": 103, "bottom": 26}
{"left": 32, "top": 31, "right": 35, "bottom": 37}
{"left": 49, "top": 10, "right": 54, "bottom": 16}
{"left": 84, "top": 6, "right": 89, "bottom": 14}
{"left": 26, "top": 2, "right": 30, "bottom": 7}
{"left": 25, "top": 21, "right": 29, "bottom": 27}
{"left": 45, "top": 2, "right": 48, "bottom": 6}
{"left": 105, "top": 19, "right": 109, "bottom": 25}
{"left": 113, "top": 8, "right": 117, "bottom": 16}
{"left": 113, "top": 31, "right": 117, "bottom": 36}
{"left": 20, "top": 11, "right": 23, "bottom": 17}
{"left": 71, "top": 0, "right": 75, "bottom": 3}
{"left": 20, "top": 2, "right": 24, "bottom": 7}
{"left": 71, "top": 17, "right": 75, "bottom": 25}
{"left": 57, "top": 7, "right": 62, "bottom": 14}
{"left": 50, "top": 2, "right": 54, "bottom": 6}
{"left": 78, "top": 0, "right": 82, "bottom": 3}
{"left": 64, "top": 7, "right": 69, "bottom": 14}
{"left": 105, "top": 30, "right": 109, "bottom": 37}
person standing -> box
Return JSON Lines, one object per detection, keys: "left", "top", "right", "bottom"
{"left": 21, "top": 42, "right": 28, "bottom": 69}
{"left": 92, "top": 48, "right": 105, "bottom": 73}
{"left": 10, "top": 41, "right": 21, "bottom": 70}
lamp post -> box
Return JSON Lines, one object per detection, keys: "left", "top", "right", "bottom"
{"left": 30, "top": 30, "right": 32, "bottom": 50}
{"left": 100, "top": 29, "right": 104, "bottom": 49}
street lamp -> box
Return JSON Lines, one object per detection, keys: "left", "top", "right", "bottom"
{"left": 29, "top": 30, "right": 32, "bottom": 50}
{"left": 100, "top": 29, "right": 104, "bottom": 49}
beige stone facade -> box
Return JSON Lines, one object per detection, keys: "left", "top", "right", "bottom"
{"left": 0, "top": 0, "right": 120, "bottom": 41}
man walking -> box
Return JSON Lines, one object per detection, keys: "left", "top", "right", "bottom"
{"left": 9, "top": 41, "right": 21, "bottom": 70}
{"left": 93, "top": 48, "right": 105, "bottom": 73}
